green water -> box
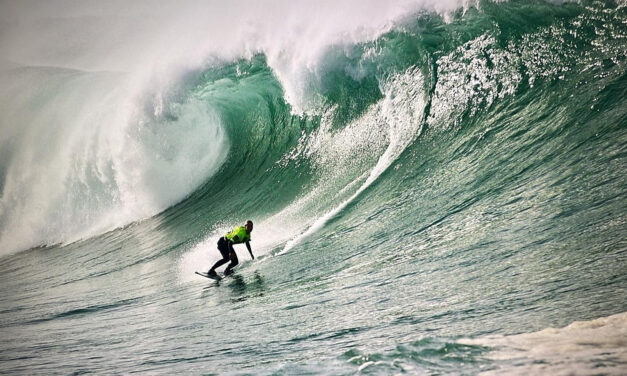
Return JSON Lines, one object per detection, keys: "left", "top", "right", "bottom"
{"left": 1, "top": 0, "right": 626, "bottom": 374}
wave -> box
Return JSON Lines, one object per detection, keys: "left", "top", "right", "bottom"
{"left": 1, "top": 0, "right": 625, "bottom": 257}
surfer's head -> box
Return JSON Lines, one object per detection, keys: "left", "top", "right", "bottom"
{"left": 245, "top": 220, "right": 253, "bottom": 233}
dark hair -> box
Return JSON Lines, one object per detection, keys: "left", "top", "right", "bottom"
{"left": 246, "top": 220, "right": 253, "bottom": 227}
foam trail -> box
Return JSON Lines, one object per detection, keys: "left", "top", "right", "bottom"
{"left": 281, "top": 67, "right": 426, "bottom": 254}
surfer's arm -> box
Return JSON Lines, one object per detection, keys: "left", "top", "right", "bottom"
{"left": 246, "top": 241, "right": 254, "bottom": 260}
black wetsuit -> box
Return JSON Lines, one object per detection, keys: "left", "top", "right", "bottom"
{"left": 210, "top": 237, "right": 239, "bottom": 274}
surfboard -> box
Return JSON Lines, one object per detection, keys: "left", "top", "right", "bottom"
{"left": 195, "top": 271, "right": 221, "bottom": 280}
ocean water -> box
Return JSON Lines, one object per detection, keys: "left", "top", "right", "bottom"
{"left": 1, "top": 0, "right": 626, "bottom": 374}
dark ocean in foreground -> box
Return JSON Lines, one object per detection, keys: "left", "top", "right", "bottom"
{"left": 1, "top": 0, "right": 626, "bottom": 374}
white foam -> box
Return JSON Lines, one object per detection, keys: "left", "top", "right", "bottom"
{"left": 0, "top": 69, "right": 228, "bottom": 255}
{"left": 0, "top": 0, "right": 468, "bottom": 110}
{"left": 462, "top": 312, "right": 627, "bottom": 375}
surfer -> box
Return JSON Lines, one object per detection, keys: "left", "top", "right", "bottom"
{"left": 207, "top": 220, "right": 254, "bottom": 277}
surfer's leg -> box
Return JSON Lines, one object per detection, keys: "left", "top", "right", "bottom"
{"left": 224, "top": 251, "right": 239, "bottom": 275}
{"left": 209, "top": 238, "right": 230, "bottom": 273}
{"left": 209, "top": 257, "right": 229, "bottom": 272}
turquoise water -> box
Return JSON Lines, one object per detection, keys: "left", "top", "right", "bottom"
{"left": 1, "top": 0, "right": 626, "bottom": 374}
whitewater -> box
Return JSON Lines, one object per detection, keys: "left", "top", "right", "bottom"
{"left": 1, "top": 0, "right": 626, "bottom": 374}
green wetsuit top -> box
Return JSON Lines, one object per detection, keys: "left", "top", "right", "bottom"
{"left": 224, "top": 226, "right": 251, "bottom": 244}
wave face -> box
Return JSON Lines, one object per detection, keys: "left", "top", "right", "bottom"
{"left": 0, "top": 0, "right": 463, "bottom": 255}
{"left": 0, "top": 0, "right": 626, "bottom": 374}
